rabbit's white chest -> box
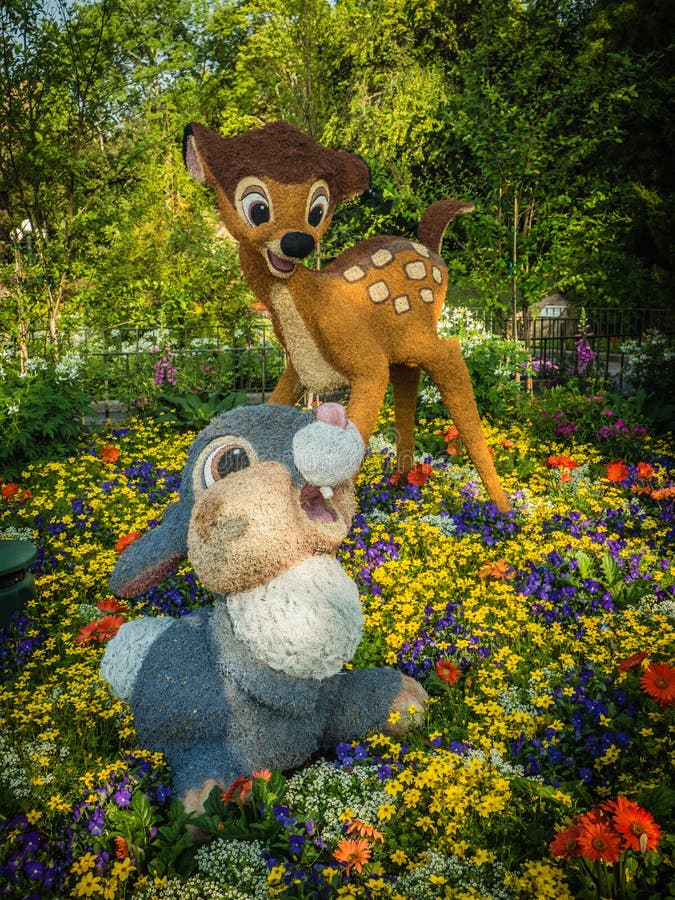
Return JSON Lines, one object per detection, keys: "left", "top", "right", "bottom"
{"left": 226, "top": 555, "right": 363, "bottom": 679}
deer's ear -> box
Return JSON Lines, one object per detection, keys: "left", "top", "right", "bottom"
{"left": 183, "top": 123, "right": 206, "bottom": 184}
{"left": 332, "top": 151, "right": 370, "bottom": 203}
{"left": 183, "top": 123, "right": 207, "bottom": 184}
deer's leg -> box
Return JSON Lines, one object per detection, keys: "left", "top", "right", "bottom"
{"left": 419, "top": 337, "right": 510, "bottom": 512}
{"left": 345, "top": 365, "right": 391, "bottom": 449}
{"left": 268, "top": 360, "right": 303, "bottom": 406}
{"left": 390, "top": 363, "right": 420, "bottom": 474}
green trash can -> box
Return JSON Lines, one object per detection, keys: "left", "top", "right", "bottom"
{"left": 0, "top": 540, "right": 38, "bottom": 627}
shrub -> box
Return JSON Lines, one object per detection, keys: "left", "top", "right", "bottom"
{"left": 0, "top": 354, "right": 93, "bottom": 478}
{"left": 621, "top": 329, "right": 675, "bottom": 433}
{"left": 419, "top": 308, "right": 529, "bottom": 421}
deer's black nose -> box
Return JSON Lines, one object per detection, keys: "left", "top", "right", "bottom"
{"left": 280, "top": 231, "right": 315, "bottom": 259}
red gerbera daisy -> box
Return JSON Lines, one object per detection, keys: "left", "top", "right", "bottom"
{"left": 640, "top": 662, "right": 675, "bottom": 707}
{"left": 545, "top": 455, "right": 579, "bottom": 470}
{"left": 96, "top": 597, "right": 128, "bottom": 614}
{"left": 222, "top": 775, "right": 253, "bottom": 805}
{"left": 606, "top": 460, "right": 629, "bottom": 482}
{"left": 435, "top": 659, "right": 461, "bottom": 685}
{"left": 114, "top": 531, "right": 143, "bottom": 554}
{"left": 94, "top": 614, "right": 125, "bottom": 642}
{"left": 407, "top": 463, "right": 433, "bottom": 487}
{"left": 616, "top": 650, "right": 649, "bottom": 673}
{"left": 577, "top": 820, "right": 623, "bottom": 863}
{"left": 101, "top": 445, "right": 121, "bottom": 464}
{"left": 75, "top": 620, "right": 101, "bottom": 646}
{"left": 549, "top": 823, "right": 582, "bottom": 859}
{"left": 636, "top": 462, "right": 654, "bottom": 481}
{"left": 609, "top": 796, "right": 661, "bottom": 853}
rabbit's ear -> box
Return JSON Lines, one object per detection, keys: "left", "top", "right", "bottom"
{"left": 110, "top": 502, "right": 188, "bottom": 598}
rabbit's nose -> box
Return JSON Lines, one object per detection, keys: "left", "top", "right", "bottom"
{"left": 292, "top": 414, "right": 364, "bottom": 491}
{"left": 315, "top": 402, "right": 349, "bottom": 429}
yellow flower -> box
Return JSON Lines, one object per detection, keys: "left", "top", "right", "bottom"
{"left": 71, "top": 853, "right": 97, "bottom": 876}
{"left": 111, "top": 858, "right": 134, "bottom": 880}
{"left": 378, "top": 803, "right": 397, "bottom": 821}
{"left": 72, "top": 872, "right": 103, "bottom": 897}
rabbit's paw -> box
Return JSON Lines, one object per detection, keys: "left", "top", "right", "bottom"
{"left": 385, "top": 675, "right": 428, "bottom": 737}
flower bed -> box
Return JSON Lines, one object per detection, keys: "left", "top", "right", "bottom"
{"left": 0, "top": 405, "right": 673, "bottom": 899}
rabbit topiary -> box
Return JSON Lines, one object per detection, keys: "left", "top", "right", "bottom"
{"left": 100, "top": 403, "right": 427, "bottom": 811}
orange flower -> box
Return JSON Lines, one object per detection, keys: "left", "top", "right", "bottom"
{"left": 114, "top": 531, "right": 143, "bottom": 554}
{"left": 446, "top": 442, "right": 462, "bottom": 458}
{"left": 640, "top": 662, "right": 675, "bottom": 707}
{"left": 500, "top": 438, "right": 516, "bottom": 450}
{"left": 101, "top": 445, "right": 121, "bottom": 464}
{"left": 478, "top": 559, "right": 514, "bottom": 581}
{"left": 606, "top": 460, "right": 629, "bottom": 482}
{"left": 650, "top": 486, "right": 675, "bottom": 500}
{"left": 222, "top": 775, "right": 253, "bottom": 805}
{"left": 75, "top": 621, "right": 101, "bottom": 646}
{"left": 407, "top": 463, "right": 433, "bottom": 487}
{"left": 75, "top": 614, "right": 124, "bottom": 646}
{"left": 577, "top": 820, "right": 623, "bottom": 863}
{"left": 114, "top": 836, "right": 129, "bottom": 860}
{"left": 545, "top": 455, "right": 579, "bottom": 470}
{"left": 97, "top": 597, "right": 128, "bottom": 614}
{"left": 435, "top": 659, "right": 460, "bottom": 685}
{"left": 607, "top": 797, "right": 661, "bottom": 853}
{"left": 616, "top": 651, "right": 649, "bottom": 673}
{"left": 1, "top": 483, "right": 19, "bottom": 499}
{"left": 560, "top": 471, "right": 573, "bottom": 483}
{"left": 388, "top": 470, "right": 402, "bottom": 486}
{"left": 549, "top": 823, "right": 582, "bottom": 859}
{"left": 333, "top": 837, "right": 372, "bottom": 875}
{"left": 345, "top": 819, "right": 385, "bottom": 844}
{"left": 636, "top": 462, "right": 654, "bottom": 481}
{"left": 95, "top": 615, "right": 125, "bottom": 640}
{"left": 251, "top": 769, "right": 272, "bottom": 782}
{"left": 444, "top": 425, "right": 460, "bottom": 442}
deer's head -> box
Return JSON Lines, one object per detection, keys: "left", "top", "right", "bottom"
{"left": 183, "top": 121, "right": 369, "bottom": 279}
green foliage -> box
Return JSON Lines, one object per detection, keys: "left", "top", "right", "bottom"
{"left": 516, "top": 384, "right": 652, "bottom": 462}
{"left": 620, "top": 330, "right": 675, "bottom": 433}
{"left": 191, "top": 772, "right": 288, "bottom": 848}
{"left": 0, "top": 363, "right": 93, "bottom": 478}
{"left": 419, "top": 307, "right": 529, "bottom": 422}
{"left": 1, "top": 0, "right": 673, "bottom": 363}
{"left": 150, "top": 389, "right": 248, "bottom": 430}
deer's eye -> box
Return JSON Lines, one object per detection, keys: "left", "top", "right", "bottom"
{"left": 306, "top": 181, "right": 330, "bottom": 228}
{"left": 203, "top": 445, "right": 250, "bottom": 486}
{"left": 241, "top": 192, "right": 270, "bottom": 226}
{"left": 308, "top": 193, "right": 328, "bottom": 227}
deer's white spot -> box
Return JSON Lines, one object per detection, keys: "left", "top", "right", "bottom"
{"left": 344, "top": 265, "right": 365, "bottom": 282}
{"left": 371, "top": 249, "right": 393, "bottom": 267}
{"left": 393, "top": 295, "right": 411, "bottom": 314}
{"left": 368, "top": 280, "right": 390, "bottom": 303}
{"left": 405, "top": 261, "right": 427, "bottom": 280}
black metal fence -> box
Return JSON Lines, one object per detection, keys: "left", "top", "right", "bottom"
{"left": 5, "top": 308, "right": 673, "bottom": 407}
{"left": 75, "top": 322, "right": 287, "bottom": 408}
{"left": 522, "top": 306, "right": 673, "bottom": 388}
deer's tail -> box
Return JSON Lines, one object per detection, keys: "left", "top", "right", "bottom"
{"left": 418, "top": 199, "right": 475, "bottom": 255}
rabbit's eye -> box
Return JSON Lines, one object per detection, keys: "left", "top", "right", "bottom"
{"left": 204, "top": 445, "right": 250, "bottom": 486}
